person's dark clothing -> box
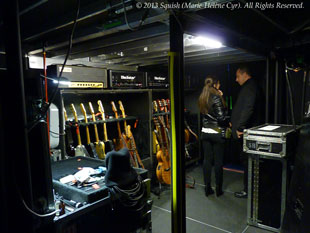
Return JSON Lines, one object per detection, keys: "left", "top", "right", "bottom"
{"left": 231, "top": 78, "right": 263, "bottom": 193}
{"left": 231, "top": 78, "right": 262, "bottom": 139}
{"left": 202, "top": 133, "right": 225, "bottom": 187}
{"left": 201, "top": 93, "right": 229, "bottom": 191}
{"left": 203, "top": 94, "right": 230, "bottom": 129}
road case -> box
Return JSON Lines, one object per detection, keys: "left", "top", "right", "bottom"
{"left": 243, "top": 124, "right": 299, "bottom": 158}
{"left": 243, "top": 124, "right": 300, "bottom": 232}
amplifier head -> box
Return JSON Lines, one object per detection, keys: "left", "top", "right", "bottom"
{"left": 109, "top": 70, "right": 146, "bottom": 88}
{"left": 47, "top": 65, "right": 108, "bottom": 88}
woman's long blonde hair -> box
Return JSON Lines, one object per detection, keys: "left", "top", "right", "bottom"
{"left": 198, "top": 76, "right": 225, "bottom": 114}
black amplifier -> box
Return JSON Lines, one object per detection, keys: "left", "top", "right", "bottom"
{"left": 146, "top": 72, "right": 169, "bottom": 88}
{"left": 47, "top": 65, "right": 108, "bottom": 88}
{"left": 109, "top": 70, "right": 145, "bottom": 88}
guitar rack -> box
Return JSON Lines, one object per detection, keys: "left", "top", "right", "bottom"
{"left": 152, "top": 112, "right": 170, "bottom": 117}
{"left": 66, "top": 116, "right": 137, "bottom": 126}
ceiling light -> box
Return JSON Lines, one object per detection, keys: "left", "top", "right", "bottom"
{"left": 187, "top": 35, "right": 223, "bottom": 48}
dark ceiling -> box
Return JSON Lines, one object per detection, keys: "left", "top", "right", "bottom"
{"left": 1, "top": 0, "right": 310, "bottom": 68}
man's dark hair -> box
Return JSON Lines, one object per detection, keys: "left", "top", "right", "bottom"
{"left": 238, "top": 65, "right": 252, "bottom": 77}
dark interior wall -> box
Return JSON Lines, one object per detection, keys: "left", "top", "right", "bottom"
{"left": 184, "top": 60, "right": 267, "bottom": 116}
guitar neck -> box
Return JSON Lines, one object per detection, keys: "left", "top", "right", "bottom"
{"left": 80, "top": 103, "right": 91, "bottom": 145}
{"left": 70, "top": 104, "right": 82, "bottom": 146}
{"left": 103, "top": 118, "right": 108, "bottom": 141}
{"left": 92, "top": 114, "right": 100, "bottom": 143}
{"left": 115, "top": 113, "right": 122, "bottom": 138}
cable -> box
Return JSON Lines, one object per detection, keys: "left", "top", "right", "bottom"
{"left": 285, "top": 64, "right": 296, "bottom": 129}
{"left": 21, "top": 198, "right": 60, "bottom": 217}
{"left": 122, "top": 0, "right": 150, "bottom": 31}
{"left": 27, "top": 0, "right": 81, "bottom": 132}
{"left": 50, "top": 130, "right": 65, "bottom": 136}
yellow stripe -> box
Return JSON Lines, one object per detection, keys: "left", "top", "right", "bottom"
{"left": 168, "top": 51, "right": 178, "bottom": 231}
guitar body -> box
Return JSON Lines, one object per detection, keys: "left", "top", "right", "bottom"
{"left": 184, "top": 128, "right": 190, "bottom": 144}
{"left": 161, "top": 148, "right": 171, "bottom": 185}
{"left": 85, "top": 142, "right": 98, "bottom": 158}
{"left": 103, "top": 140, "right": 114, "bottom": 153}
{"left": 95, "top": 141, "right": 105, "bottom": 159}
{"left": 156, "top": 149, "right": 164, "bottom": 183}
{"left": 75, "top": 145, "right": 89, "bottom": 157}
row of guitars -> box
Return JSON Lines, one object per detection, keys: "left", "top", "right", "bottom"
{"left": 63, "top": 100, "right": 144, "bottom": 169}
{"left": 152, "top": 99, "right": 171, "bottom": 185}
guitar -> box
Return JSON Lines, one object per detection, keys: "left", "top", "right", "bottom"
{"left": 80, "top": 103, "right": 98, "bottom": 158}
{"left": 153, "top": 101, "right": 171, "bottom": 185}
{"left": 111, "top": 101, "right": 126, "bottom": 151}
{"left": 63, "top": 107, "right": 75, "bottom": 156}
{"left": 70, "top": 104, "right": 90, "bottom": 157}
{"left": 97, "top": 100, "right": 114, "bottom": 153}
{"left": 162, "top": 99, "right": 170, "bottom": 129}
{"left": 88, "top": 102, "right": 105, "bottom": 159}
{"left": 119, "top": 100, "right": 144, "bottom": 168}
{"left": 157, "top": 99, "right": 170, "bottom": 147}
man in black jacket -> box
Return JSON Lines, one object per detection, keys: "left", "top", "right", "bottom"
{"left": 231, "top": 65, "right": 262, "bottom": 198}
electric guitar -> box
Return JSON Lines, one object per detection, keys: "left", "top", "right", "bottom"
{"left": 97, "top": 100, "right": 114, "bottom": 153}
{"left": 153, "top": 101, "right": 171, "bottom": 185}
{"left": 80, "top": 103, "right": 98, "bottom": 158}
{"left": 119, "top": 100, "right": 144, "bottom": 168}
{"left": 88, "top": 102, "right": 105, "bottom": 159}
{"left": 70, "top": 104, "right": 90, "bottom": 157}
{"left": 111, "top": 101, "right": 126, "bottom": 151}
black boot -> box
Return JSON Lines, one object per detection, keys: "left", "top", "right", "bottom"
{"left": 205, "top": 184, "right": 214, "bottom": 197}
{"left": 216, "top": 185, "right": 223, "bottom": 197}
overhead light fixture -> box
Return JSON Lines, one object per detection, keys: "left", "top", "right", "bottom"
{"left": 187, "top": 35, "right": 223, "bottom": 49}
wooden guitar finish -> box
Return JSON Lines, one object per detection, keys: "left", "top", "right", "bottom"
{"left": 153, "top": 101, "right": 171, "bottom": 185}
{"left": 70, "top": 104, "right": 89, "bottom": 157}
{"left": 88, "top": 102, "right": 105, "bottom": 159}
{"left": 118, "top": 100, "right": 138, "bottom": 167}
{"left": 111, "top": 101, "right": 126, "bottom": 151}
{"left": 97, "top": 100, "right": 114, "bottom": 153}
{"left": 80, "top": 103, "right": 98, "bottom": 158}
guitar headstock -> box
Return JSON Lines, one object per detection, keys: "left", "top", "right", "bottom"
{"left": 118, "top": 100, "right": 126, "bottom": 118}
{"left": 88, "top": 102, "right": 95, "bottom": 115}
{"left": 97, "top": 100, "right": 105, "bottom": 119}
{"left": 70, "top": 103, "right": 78, "bottom": 122}
{"left": 153, "top": 100, "right": 159, "bottom": 113}
{"left": 80, "top": 103, "right": 88, "bottom": 122}
{"left": 162, "top": 99, "right": 168, "bottom": 112}
{"left": 111, "top": 101, "right": 119, "bottom": 118}
{"left": 166, "top": 99, "right": 170, "bottom": 112}
{"left": 157, "top": 99, "right": 164, "bottom": 112}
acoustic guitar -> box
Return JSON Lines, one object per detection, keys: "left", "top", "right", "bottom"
{"left": 162, "top": 99, "right": 170, "bottom": 129}
{"left": 153, "top": 100, "right": 171, "bottom": 185}
{"left": 80, "top": 103, "right": 98, "bottom": 158}
{"left": 97, "top": 100, "right": 114, "bottom": 153}
{"left": 88, "top": 102, "right": 105, "bottom": 159}
{"left": 111, "top": 101, "right": 126, "bottom": 151}
{"left": 70, "top": 103, "right": 90, "bottom": 157}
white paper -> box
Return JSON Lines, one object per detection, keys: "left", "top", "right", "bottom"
{"left": 258, "top": 125, "right": 280, "bottom": 131}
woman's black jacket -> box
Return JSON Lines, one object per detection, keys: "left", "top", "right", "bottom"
{"left": 202, "top": 93, "right": 230, "bottom": 129}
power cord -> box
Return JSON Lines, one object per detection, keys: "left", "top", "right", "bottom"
{"left": 27, "top": 0, "right": 81, "bottom": 133}
{"left": 122, "top": 0, "right": 150, "bottom": 31}
{"left": 21, "top": 197, "right": 60, "bottom": 218}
